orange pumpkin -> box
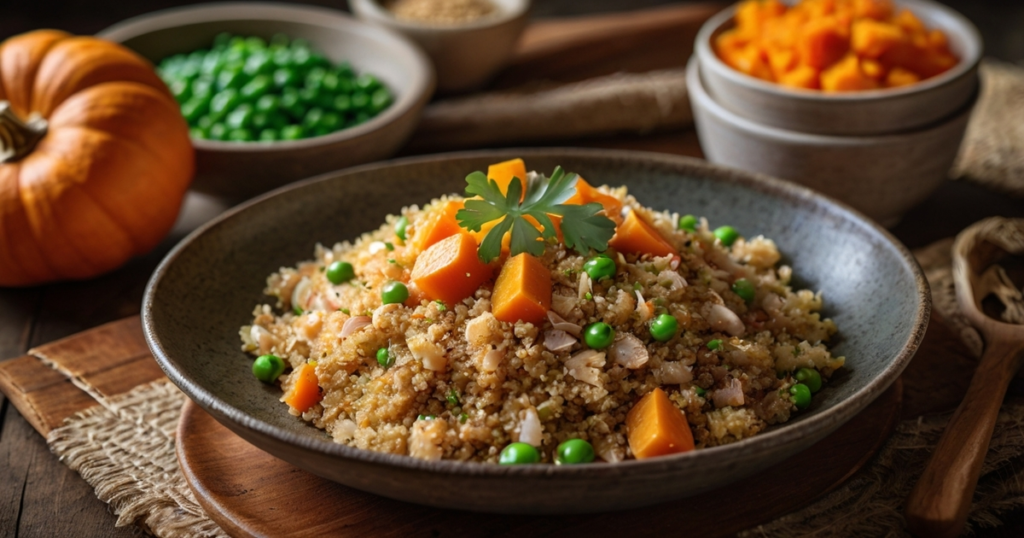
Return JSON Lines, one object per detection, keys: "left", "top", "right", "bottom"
{"left": 0, "top": 30, "right": 194, "bottom": 286}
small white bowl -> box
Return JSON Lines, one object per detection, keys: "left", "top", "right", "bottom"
{"left": 687, "top": 58, "right": 974, "bottom": 226}
{"left": 350, "top": 0, "right": 529, "bottom": 93}
{"left": 695, "top": 0, "right": 981, "bottom": 136}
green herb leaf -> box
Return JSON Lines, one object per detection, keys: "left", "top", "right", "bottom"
{"left": 455, "top": 167, "right": 617, "bottom": 263}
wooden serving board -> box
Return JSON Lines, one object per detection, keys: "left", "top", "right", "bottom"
{"left": 175, "top": 382, "right": 901, "bottom": 538}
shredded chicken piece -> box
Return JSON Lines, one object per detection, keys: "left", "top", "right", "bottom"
{"left": 408, "top": 334, "right": 446, "bottom": 371}
{"left": 518, "top": 408, "right": 543, "bottom": 446}
{"left": 409, "top": 419, "right": 446, "bottom": 460}
{"left": 713, "top": 378, "right": 745, "bottom": 408}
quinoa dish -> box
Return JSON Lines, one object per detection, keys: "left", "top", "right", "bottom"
{"left": 240, "top": 158, "right": 845, "bottom": 465}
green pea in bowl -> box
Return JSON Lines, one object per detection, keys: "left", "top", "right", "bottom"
{"left": 99, "top": 2, "right": 435, "bottom": 201}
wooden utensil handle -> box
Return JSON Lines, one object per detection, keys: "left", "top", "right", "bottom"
{"left": 905, "top": 339, "right": 1024, "bottom": 538}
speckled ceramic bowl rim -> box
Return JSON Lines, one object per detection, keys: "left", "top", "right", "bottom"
{"left": 143, "top": 148, "right": 930, "bottom": 477}
{"left": 687, "top": 57, "right": 979, "bottom": 143}
{"left": 98, "top": 2, "right": 435, "bottom": 153}
{"left": 350, "top": 0, "right": 530, "bottom": 33}
{"left": 695, "top": 0, "right": 982, "bottom": 101}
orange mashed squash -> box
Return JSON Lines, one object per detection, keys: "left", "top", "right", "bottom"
{"left": 714, "top": 0, "right": 959, "bottom": 91}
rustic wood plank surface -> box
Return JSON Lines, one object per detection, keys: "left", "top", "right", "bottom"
{"left": 0, "top": 1, "right": 1023, "bottom": 537}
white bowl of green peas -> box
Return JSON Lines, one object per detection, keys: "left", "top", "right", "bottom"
{"left": 100, "top": 2, "right": 435, "bottom": 201}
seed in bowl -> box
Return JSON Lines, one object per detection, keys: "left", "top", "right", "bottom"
{"left": 715, "top": 0, "right": 958, "bottom": 91}
{"left": 239, "top": 158, "right": 845, "bottom": 463}
{"left": 157, "top": 33, "right": 394, "bottom": 142}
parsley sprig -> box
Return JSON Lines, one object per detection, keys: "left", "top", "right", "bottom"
{"left": 456, "top": 166, "right": 617, "bottom": 263}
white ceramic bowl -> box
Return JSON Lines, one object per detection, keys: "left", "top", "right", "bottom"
{"left": 695, "top": 0, "right": 981, "bottom": 136}
{"left": 687, "top": 58, "right": 974, "bottom": 226}
{"left": 349, "top": 0, "right": 529, "bottom": 93}
{"left": 100, "top": 2, "right": 435, "bottom": 201}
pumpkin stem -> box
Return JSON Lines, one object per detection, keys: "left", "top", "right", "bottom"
{"left": 0, "top": 101, "right": 47, "bottom": 163}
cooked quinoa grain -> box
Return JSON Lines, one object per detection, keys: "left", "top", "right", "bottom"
{"left": 240, "top": 183, "right": 844, "bottom": 463}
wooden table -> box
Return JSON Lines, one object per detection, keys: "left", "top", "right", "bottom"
{"left": 2, "top": 1, "right": 1024, "bottom": 536}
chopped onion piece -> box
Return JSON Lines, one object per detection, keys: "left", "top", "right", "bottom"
{"left": 708, "top": 304, "right": 745, "bottom": 337}
{"left": 609, "top": 333, "right": 649, "bottom": 369}
{"left": 518, "top": 408, "right": 543, "bottom": 446}
{"left": 340, "top": 316, "right": 372, "bottom": 339}
{"left": 547, "top": 310, "right": 582, "bottom": 336}
{"left": 543, "top": 329, "right": 577, "bottom": 352}
{"left": 713, "top": 378, "right": 745, "bottom": 408}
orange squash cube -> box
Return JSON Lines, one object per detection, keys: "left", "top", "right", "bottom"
{"left": 851, "top": 19, "right": 904, "bottom": 59}
{"left": 797, "top": 17, "right": 850, "bottom": 70}
{"left": 821, "top": 54, "right": 878, "bottom": 91}
{"left": 411, "top": 200, "right": 464, "bottom": 253}
{"left": 778, "top": 64, "right": 821, "bottom": 89}
{"left": 487, "top": 158, "right": 529, "bottom": 198}
{"left": 626, "top": 388, "right": 695, "bottom": 459}
{"left": 609, "top": 210, "right": 678, "bottom": 258}
{"left": 284, "top": 363, "right": 322, "bottom": 413}
{"left": 411, "top": 232, "right": 493, "bottom": 306}
{"left": 491, "top": 253, "right": 551, "bottom": 325}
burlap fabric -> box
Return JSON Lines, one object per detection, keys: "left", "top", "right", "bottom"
{"left": 43, "top": 61, "right": 1024, "bottom": 537}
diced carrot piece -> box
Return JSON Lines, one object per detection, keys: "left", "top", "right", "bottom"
{"left": 734, "top": 44, "right": 775, "bottom": 80}
{"left": 626, "top": 388, "right": 695, "bottom": 459}
{"left": 778, "top": 64, "right": 820, "bottom": 89}
{"left": 853, "top": 0, "right": 893, "bottom": 21}
{"left": 766, "top": 47, "right": 798, "bottom": 79}
{"left": 851, "top": 19, "right": 904, "bottom": 58}
{"left": 821, "top": 54, "right": 878, "bottom": 91}
{"left": 565, "top": 178, "right": 624, "bottom": 225}
{"left": 285, "top": 363, "right": 322, "bottom": 413}
{"left": 860, "top": 58, "right": 886, "bottom": 79}
{"left": 411, "top": 233, "right": 493, "bottom": 306}
{"left": 609, "top": 210, "right": 678, "bottom": 258}
{"left": 893, "top": 9, "right": 925, "bottom": 36}
{"left": 491, "top": 253, "right": 551, "bottom": 325}
{"left": 411, "top": 200, "right": 464, "bottom": 253}
{"left": 487, "top": 158, "right": 528, "bottom": 198}
{"left": 885, "top": 66, "right": 921, "bottom": 87}
{"left": 797, "top": 17, "right": 849, "bottom": 69}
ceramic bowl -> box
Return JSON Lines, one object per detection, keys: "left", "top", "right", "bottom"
{"left": 99, "top": 2, "right": 435, "bottom": 201}
{"left": 695, "top": 0, "right": 981, "bottom": 136}
{"left": 143, "top": 148, "right": 928, "bottom": 514}
{"left": 687, "top": 58, "right": 974, "bottom": 227}
{"left": 349, "top": 0, "right": 529, "bottom": 93}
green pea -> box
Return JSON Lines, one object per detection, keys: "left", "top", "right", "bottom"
{"left": 355, "top": 73, "right": 381, "bottom": 92}
{"left": 583, "top": 255, "right": 615, "bottom": 281}
{"left": 694, "top": 386, "right": 706, "bottom": 396}
{"left": 280, "top": 89, "right": 305, "bottom": 118}
{"left": 732, "top": 278, "right": 755, "bottom": 303}
{"left": 302, "top": 107, "right": 324, "bottom": 130}
{"left": 251, "top": 112, "right": 270, "bottom": 131}
{"left": 169, "top": 79, "right": 191, "bottom": 103}
{"left": 305, "top": 67, "right": 327, "bottom": 90}
{"left": 291, "top": 47, "right": 314, "bottom": 69}
{"left": 650, "top": 313, "right": 678, "bottom": 342}
{"left": 556, "top": 438, "right": 595, "bottom": 464}
{"left": 499, "top": 442, "right": 540, "bottom": 465}
{"left": 299, "top": 87, "right": 320, "bottom": 104}
{"left": 334, "top": 94, "right": 352, "bottom": 112}
{"left": 253, "top": 94, "right": 278, "bottom": 113}
{"left": 213, "top": 32, "right": 233, "bottom": 49}
{"left": 240, "top": 75, "right": 272, "bottom": 101}
{"left": 319, "top": 111, "right": 342, "bottom": 132}
{"left": 227, "top": 128, "right": 253, "bottom": 142}
{"left": 245, "top": 36, "right": 267, "bottom": 50}
{"left": 584, "top": 322, "right": 614, "bottom": 349}
{"left": 679, "top": 214, "right": 697, "bottom": 231}
{"left": 370, "top": 89, "right": 392, "bottom": 113}
{"left": 272, "top": 67, "right": 299, "bottom": 88}
{"left": 326, "top": 261, "right": 355, "bottom": 284}
{"left": 209, "top": 88, "right": 240, "bottom": 119}
{"left": 351, "top": 91, "right": 370, "bottom": 110}
{"left": 191, "top": 76, "right": 216, "bottom": 99}
{"left": 209, "top": 122, "right": 228, "bottom": 140}
{"left": 244, "top": 52, "right": 273, "bottom": 77}
{"left": 180, "top": 97, "right": 209, "bottom": 123}
{"left": 225, "top": 104, "right": 253, "bottom": 130}
{"left": 196, "top": 115, "right": 214, "bottom": 130}
{"left": 200, "top": 50, "right": 222, "bottom": 75}
{"left": 395, "top": 216, "right": 409, "bottom": 241}
{"left": 216, "top": 68, "right": 246, "bottom": 91}
{"left": 252, "top": 354, "right": 286, "bottom": 383}
{"left": 714, "top": 225, "right": 740, "bottom": 247}
{"left": 189, "top": 127, "right": 208, "bottom": 140}
{"left": 790, "top": 383, "right": 812, "bottom": 409}
{"left": 795, "top": 368, "right": 822, "bottom": 393}
{"left": 281, "top": 124, "right": 304, "bottom": 140}
{"left": 381, "top": 281, "right": 409, "bottom": 305}
{"left": 272, "top": 47, "right": 293, "bottom": 67}
{"left": 321, "top": 71, "right": 340, "bottom": 92}
{"left": 258, "top": 128, "right": 278, "bottom": 142}
{"left": 376, "top": 347, "right": 394, "bottom": 369}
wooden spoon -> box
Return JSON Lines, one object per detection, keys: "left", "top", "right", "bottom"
{"left": 906, "top": 218, "right": 1024, "bottom": 538}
